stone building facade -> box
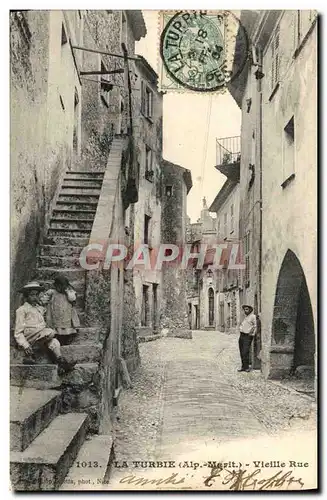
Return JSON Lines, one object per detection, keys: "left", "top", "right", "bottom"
{"left": 209, "top": 176, "right": 241, "bottom": 334}
{"left": 186, "top": 199, "right": 217, "bottom": 330}
{"left": 229, "top": 10, "right": 317, "bottom": 379}
{"left": 132, "top": 56, "right": 163, "bottom": 338}
{"left": 10, "top": 10, "right": 145, "bottom": 312}
{"left": 10, "top": 9, "right": 146, "bottom": 436}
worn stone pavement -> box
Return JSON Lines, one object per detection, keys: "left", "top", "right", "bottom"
{"left": 107, "top": 331, "right": 317, "bottom": 491}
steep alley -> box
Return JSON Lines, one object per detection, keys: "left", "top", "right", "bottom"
{"left": 106, "top": 331, "right": 316, "bottom": 491}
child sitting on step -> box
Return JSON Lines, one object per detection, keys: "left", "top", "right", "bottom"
{"left": 40, "top": 273, "right": 80, "bottom": 346}
{"left": 14, "top": 281, "right": 76, "bottom": 373}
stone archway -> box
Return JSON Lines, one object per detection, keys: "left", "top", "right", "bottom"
{"left": 270, "top": 250, "right": 315, "bottom": 379}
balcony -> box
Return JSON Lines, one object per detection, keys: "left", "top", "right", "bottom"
{"left": 215, "top": 136, "right": 241, "bottom": 181}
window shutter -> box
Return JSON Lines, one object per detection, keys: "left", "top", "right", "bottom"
{"left": 271, "top": 41, "right": 275, "bottom": 89}
{"left": 271, "top": 25, "right": 280, "bottom": 89}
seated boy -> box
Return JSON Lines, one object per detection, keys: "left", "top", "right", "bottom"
{"left": 14, "top": 281, "right": 76, "bottom": 373}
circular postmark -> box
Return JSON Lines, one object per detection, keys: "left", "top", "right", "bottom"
{"left": 160, "top": 10, "right": 249, "bottom": 92}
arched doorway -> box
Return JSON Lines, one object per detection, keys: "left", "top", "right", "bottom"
{"left": 208, "top": 288, "right": 214, "bottom": 326}
{"left": 270, "top": 250, "right": 315, "bottom": 378}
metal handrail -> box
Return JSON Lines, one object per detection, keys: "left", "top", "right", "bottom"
{"left": 216, "top": 136, "right": 241, "bottom": 166}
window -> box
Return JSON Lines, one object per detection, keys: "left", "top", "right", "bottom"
{"left": 141, "top": 81, "right": 154, "bottom": 120}
{"left": 217, "top": 219, "right": 221, "bottom": 237}
{"left": 144, "top": 215, "right": 151, "bottom": 246}
{"left": 100, "top": 61, "right": 112, "bottom": 108}
{"left": 282, "top": 116, "right": 295, "bottom": 187}
{"left": 230, "top": 204, "right": 234, "bottom": 233}
{"left": 145, "top": 146, "right": 154, "bottom": 181}
{"left": 294, "top": 10, "right": 317, "bottom": 54}
{"left": 165, "top": 185, "right": 173, "bottom": 197}
{"left": 73, "top": 88, "right": 80, "bottom": 153}
{"left": 271, "top": 24, "right": 280, "bottom": 91}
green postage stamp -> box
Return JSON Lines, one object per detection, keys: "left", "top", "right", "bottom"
{"left": 159, "top": 10, "right": 249, "bottom": 93}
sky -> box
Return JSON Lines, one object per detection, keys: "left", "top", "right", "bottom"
{"left": 136, "top": 10, "right": 241, "bottom": 222}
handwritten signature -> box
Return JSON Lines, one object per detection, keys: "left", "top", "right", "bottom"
{"left": 204, "top": 467, "right": 304, "bottom": 490}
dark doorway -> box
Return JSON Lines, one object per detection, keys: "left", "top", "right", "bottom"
{"left": 271, "top": 249, "right": 315, "bottom": 377}
{"left": 194, "top": 305, "right": 199, "bottom": 329}
{"left": 141, "top": 285, "right": 149, "bottom": 326}
{"left": 208, "top": 288, "right": 214, "bottom": 326}
{"left": 188, "top": 303, "right": 192, "bottom": 329}
{"left": 153, "top": 284, "right": 158, "bottom": 332}
{"left": 293, "top": 278, "right": 315, "bottom": 369}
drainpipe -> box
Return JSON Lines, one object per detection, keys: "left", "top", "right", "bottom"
{"left": 254, "top": 48, "right": 264, "bottom": 317}
{"left": 258, "top": 85, "right": 263, "bottom": 316}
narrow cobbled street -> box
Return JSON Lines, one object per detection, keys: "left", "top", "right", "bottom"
{"left": 108, "top": 331, "right": 316, "bottom": 490}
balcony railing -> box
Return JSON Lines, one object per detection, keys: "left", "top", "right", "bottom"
{"left": 216, "top": 136, "right": 241, "bottom": 167}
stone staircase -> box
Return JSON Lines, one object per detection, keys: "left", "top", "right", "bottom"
{"left": 10, "top": 387, "right": 113, "bottom": 490}
{"left": 10, "top": 170, "right": 115, "bottom": 490}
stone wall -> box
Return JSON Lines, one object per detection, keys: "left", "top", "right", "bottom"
{"left": 260, "top": 14, "right": 317, "bottom": 378}
{"left": 161, "top": 161, "right": 192, "bottom": 338}
{"left": 132, "top": 58, "right": 163, "bottom": 333}
{"left": 11, "top": 10, "right": 50, "bottom": 315}
{"left": 79, "top": 10, "right": 123, "bottom": 172}
{"left": 122, "top": 203, "right": 141, "bottom": 374}
{"left": 238, "top": 61, "right": 261, "bottom": 317}
{"left": 10, "top": 10, "right": 83, "bottom": 317}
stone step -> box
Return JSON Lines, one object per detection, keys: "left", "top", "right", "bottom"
{"left": 62, "top": 180, "right": 103, "bottom": 189}
{"left": 11, "top": 343, "right": 102, "bottom": 365}
{"left": 36, "top": 267, "right": 86, "bottom": 281}
{"left": 50, "top": 220, "right": 93, "bottom": 231}
{"left": 58, "top": 194, "right": 100, "bottom": 204}
{"left": 10, "top": 413, "right": 89, "bottom": 491}
{"left": 65, "top": 171, "right": 105, "bottom": 178}
{"left": 60, "top": 344, "right": 102, "bottom": 364}
{"left": 60, "top": 434, "right": 114, "bottom": 490}
{"left": 10, "top": 387, "right": 62, "bottom": 452}
{"left": 10, "top": 364, "right": 60, "bottom": 388}
{"left": 62, "top": 343, "right": 102, "bottom": 363}
{"left": 38, "top": 254, "right": 89, "bottom": 269}
{"left": 40, "top": 245, "right": 84, "bottom": 258}
{"left": 43, "top": 235, "right": 90, "bottom": 247}
{"left": 52, "top": 209, "right": 96, "bottom": 220}
{"left": 61, "top": 363, "right": 99, "bottom": 387}
{"left": 47, "top": 228, "right": 92, "bottom": 239}
{"left": 73, "top": 327, "right": 100, "bottom": 344}
{"left": 60, "top": 188, "right": 101, "bottom": 196}
{"left": 10, "top": 363, "right": 98, "bottom": 389}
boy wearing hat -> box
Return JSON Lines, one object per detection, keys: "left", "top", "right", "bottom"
{"left": 14, "top": 281, "right": 75, "bottom": 373}
{"left": 238, "top": 305, "right": 257, "bottom": 372}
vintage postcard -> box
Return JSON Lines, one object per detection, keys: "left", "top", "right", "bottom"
{"left": 10, "top": 8, "right": 317, "bottom": 491}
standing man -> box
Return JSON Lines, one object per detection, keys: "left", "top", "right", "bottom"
{"left": 238, "top": 304, "right": 257, "bottom": 372}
